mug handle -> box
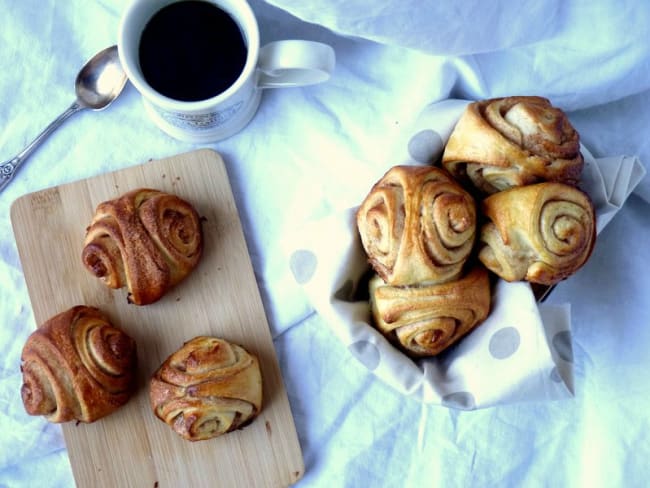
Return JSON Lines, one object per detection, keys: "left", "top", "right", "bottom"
{"left": 257, "top": 40, "right": 335, "bottom": 88}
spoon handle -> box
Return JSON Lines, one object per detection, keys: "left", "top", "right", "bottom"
{"left": 0, "top": 101, "right": 84, "bottom": 193}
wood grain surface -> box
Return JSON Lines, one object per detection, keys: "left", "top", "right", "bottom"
{"left": 10, "top": 149, "right": 303, "bottom": 487}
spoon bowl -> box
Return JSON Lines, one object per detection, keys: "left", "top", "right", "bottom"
{"left": 76, "top": 45, "right": 128, "bottom": 110}
{"left": 0, "top": 45, "right": 128, "bottom": 193}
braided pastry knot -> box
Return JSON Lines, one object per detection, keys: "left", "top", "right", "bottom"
{"left": 442, "top": 96, "right": 584, "bottom": 194}
{"left": 356, "top": 165, "right": 477, "bottom": 286}
{"left": 150, "top": 336, "right": 263, "bottom": 442}
{"left": 20, "top": 306, "right": 137, "bottom": 423}
{"left": 479, "top": 182, "right": 596, "bottom": 285}
{"left": 82, "top": 188, "right": 203, "bottom": 305}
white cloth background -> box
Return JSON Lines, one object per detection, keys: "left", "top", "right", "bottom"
{"left": 1, "top": 0, "right": 650, "bottom": 486}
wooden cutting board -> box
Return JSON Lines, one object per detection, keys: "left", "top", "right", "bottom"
{"left": 10, "top": 149, "right": 304, "bottom": 487}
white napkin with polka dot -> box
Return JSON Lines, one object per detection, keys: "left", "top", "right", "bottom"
{"left": 286, "top": 99, "right": 645, "bottom": 409}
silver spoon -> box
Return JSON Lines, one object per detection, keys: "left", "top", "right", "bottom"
{"left": 0, "top": 45, "right": 127, "bottom": 193}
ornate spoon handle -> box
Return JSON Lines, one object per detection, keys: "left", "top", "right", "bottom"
{"left": 0, "top": 101, "right": 83, "bottom": 193}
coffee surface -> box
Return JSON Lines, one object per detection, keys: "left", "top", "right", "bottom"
{"left": 139, "top": 0, "right": 247, "bottom": 101}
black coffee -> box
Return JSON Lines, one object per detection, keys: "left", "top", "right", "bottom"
{"left": 139, "top": 0, "right": 247, "bottom": 101}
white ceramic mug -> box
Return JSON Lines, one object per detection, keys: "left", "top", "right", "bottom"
{"left": 118, "top": 0, "right": 335, "bottom": 143}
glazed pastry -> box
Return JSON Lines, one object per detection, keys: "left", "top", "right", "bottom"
{"left": 150, "top": 336, "right": 263, "bottom": 442}
{"left": 479, "top": 182, "right": 596, "bottom": 285}
{"left": 442, "top": 96, "right": 584, "bottom": 194}
{"left": 20, "top": 306, "right": 137, "bottom": 423}
{"left": 82, "top": 188, "right": 203, "bottom": 305}
{"left": 369, "top": 266, "right": 491, "bottom": 357}
{"left": 356, "top": 165, "right": 476, "bottom": 286}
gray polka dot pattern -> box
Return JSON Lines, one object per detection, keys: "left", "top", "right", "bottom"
{"left": 349, "top": 340, "right": 380, "bottom": 371}
{"left": 488, "top": 326, "right": 521, "bottom": 359}
{"left": 550, "top": 367, "right": 562, "bottom": 383}
{"left": 442, "top": 391, "right": 476, "bottom": 410}
{"left": 289, "top": 249, "right": 317, "bottom": 284}
{"left": 552, "top": 331, "right": 574, "bottom": 362}
{"left": 408, "top": 129, "right": 444, "bottom": 164}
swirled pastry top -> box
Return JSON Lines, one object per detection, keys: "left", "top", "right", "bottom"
{"left": 150, "top": 336, "right": 263, "bottom": 442}
{"left": 369, "top": 266, "right": 491, "bottom": 357}
{"left": 20, "top": 305, "right": 137, "bottom": 423}
{"left": 479, "top": 182, "right": 596, "bottom": 285}
{"left": 442, "top": 96, "right": 584, "bottom": 194}
{"left": 82, "top": 188, "right": 203, "bottom": 305}
{"left": 356, "top": 165, "right": 476, "bottom": 286}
